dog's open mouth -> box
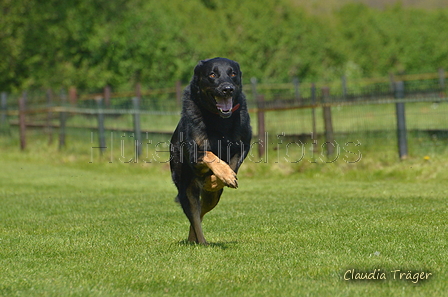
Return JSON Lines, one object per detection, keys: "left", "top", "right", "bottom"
{"left": 214, "top": 96, "right": 233, "bottom": 118}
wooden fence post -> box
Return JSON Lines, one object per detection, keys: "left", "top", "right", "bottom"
{"left": 394, "top": 81, "right": 408, "bottom": 160}
{"left": 251, "top": 77, "right": 258, "bottom": 102}
{"left": 175, "top": 80, "right": 182, "bottom": 107}
{"left": 256, "top": 94, "right": 266, "bottom": 159}
{"left": 389, "top": 73, "right": 395, "bottom": 93}
{"left": 18, "top": 92, "right": 27, "bottom": 151}
{"left": 133, "top": 83, "right": 142, "bottom": 159}
{"left": 69, "top": 86, "right": 77, "bottom": 105}
{"left": 104, "top": 85, "right": 111, "bottom": 107}
{"left": 46, "top": 89, "right": 53, "bottom": 144}
{"left": 322, "top": 87, "right": 334, "bottom": 156}
{"left": 96, "top": 98, "right": 106, "bottom": 154}
{"left": 310, "top": 83, "right": 317, "bottom": 147}
{"left": 59, "top": 89, "right": 67, "bottom": 150}
{"left": 438, "top": 68, "right": 445, "bottom": 90}
{"left": 132, "top": 97, "right": 142, "bottom": 159}
{"left": 1, "top": 92, "right": 7, "bottom": 131}
{"left": 293, "top": 77, "right": 300, "bottom": 103}
{"left": 341, "top": 75, "right": 347, "bottom": 100}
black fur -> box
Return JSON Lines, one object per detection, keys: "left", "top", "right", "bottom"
{"left": 170, "top": 57, "right": 252, "bottom": 244}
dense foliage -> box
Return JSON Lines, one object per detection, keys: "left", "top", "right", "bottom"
{"left": 1, "top": 0, "right": 447, "bottom": 92}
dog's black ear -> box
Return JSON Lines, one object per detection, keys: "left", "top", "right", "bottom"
{"left": 232, "top": 61, "right": 243, "bottom": 86}
{"left": 194, "top": 60, "right": 205, "bottom": 76}
{"left": 193, "top": 60, "right": 207, "bottom": 79}
{"left": 191, "top": 60, "right": 205, "bottom": 95}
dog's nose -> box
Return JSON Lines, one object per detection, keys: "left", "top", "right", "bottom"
{"left": 222, "top": 85, "right": 234, "bottom": 95}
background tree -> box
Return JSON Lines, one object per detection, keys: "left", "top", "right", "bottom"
{"left": 1, "top": 0, "right": 447, "bottom": 92}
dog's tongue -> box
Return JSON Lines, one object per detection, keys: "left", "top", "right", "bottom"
{"left": 215, "top": 97, "right": 233, "bottom": 112}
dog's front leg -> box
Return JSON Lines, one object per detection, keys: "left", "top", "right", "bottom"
{"left": 201, "top": 151, "right": 238, "bottom": 189}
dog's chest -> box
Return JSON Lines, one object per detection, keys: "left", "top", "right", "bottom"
{"left": 205, "top": 127, "right": 241, "bottom": 162}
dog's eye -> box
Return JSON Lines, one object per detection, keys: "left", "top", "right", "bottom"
{"left": 209, "top": 73, "right": 216, "bottom": 78}
{"left": 231, "top": 72, "right": 237, "bottom": 77}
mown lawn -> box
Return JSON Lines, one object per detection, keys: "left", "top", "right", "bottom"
{"left": 0, "top": 152, "right": 447, "bottom": 296}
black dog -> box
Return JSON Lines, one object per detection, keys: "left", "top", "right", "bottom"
{"left": 170, "top": 58, "right": 252, "bottom": 244}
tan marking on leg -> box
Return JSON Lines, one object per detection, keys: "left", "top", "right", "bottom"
{"left": 203, "top": 174, "right": 225, "bottom": 192}
{"left": 202, "top": 151, "right": 238, "bottom": 188}
{"left": 200, "top": 190, "right": 222, "bottom": 219}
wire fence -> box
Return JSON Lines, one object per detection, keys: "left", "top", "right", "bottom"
{"left": 1, "top": 71, "right": 447, "bottom": 160}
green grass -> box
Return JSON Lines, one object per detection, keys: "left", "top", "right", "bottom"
{"left": 1, "top": 139, "right": 447, "bottom": 296}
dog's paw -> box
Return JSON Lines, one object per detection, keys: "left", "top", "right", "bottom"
{"left": 213, "top": 164, "right": 238, "bottom": 189}
{"left": 225, "top": 173, "right": 238, "bottom": 189}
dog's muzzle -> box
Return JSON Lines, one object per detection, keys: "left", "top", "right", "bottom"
{"left": 214, "top": 84, "right": 236, "bottom": 118}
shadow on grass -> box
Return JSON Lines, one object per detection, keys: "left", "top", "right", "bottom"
{"left": 177, "top": 239, "right": 238, "bottom": 250}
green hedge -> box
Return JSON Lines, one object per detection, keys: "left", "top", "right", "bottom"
{"left": 1, "top": 0, "right": 447, "bottom": 92}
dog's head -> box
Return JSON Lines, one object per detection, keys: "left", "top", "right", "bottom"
{"left": 192, "top": 57, "right": 242, "bottom": 118}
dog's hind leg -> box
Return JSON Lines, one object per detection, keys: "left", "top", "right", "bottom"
{"left": 187, "top": 189, "right": 223, "bottom": 244}
{"left": 200, "top": 189, "right": 223, "bottom": 220}
{"left": 183, "top": 182, "right": 207, "bottom": 244}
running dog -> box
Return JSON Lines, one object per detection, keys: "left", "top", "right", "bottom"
{"left": 170, "top": 57, "right": 252, "bottom": 244}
